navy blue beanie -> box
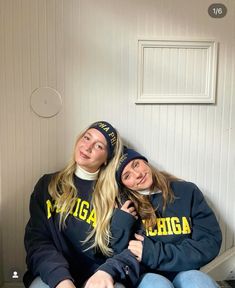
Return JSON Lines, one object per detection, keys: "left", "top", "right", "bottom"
{"left": 89, "top": 121, "right": 117, "bottom": 161}
{"left": 116, "top": 146, "right": 148, "bottom": 185}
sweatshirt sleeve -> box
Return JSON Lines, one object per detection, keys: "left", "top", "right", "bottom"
{"left": 110, "top": 208, "right": 137, "bottom": 254}
{"left": 24, "top": 175, "right": 74, "bottom": 288}
{"left": 97, "top": 249, "right": 139, "bottom": 287}
{"left": 142, "top": 185, "right": 222, "bottom": 271}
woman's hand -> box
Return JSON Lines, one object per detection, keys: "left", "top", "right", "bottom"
{"left": 84, "top": 270, "right": 114, "bottom": 288}
{"left": 56, "top": 279, "right": 76, "bottom": 288}
{"left": 121, "top": 200, "right": 138, "bottom": 219}
{"left": 128, "top": 233, "right": 144, "bottom": 262}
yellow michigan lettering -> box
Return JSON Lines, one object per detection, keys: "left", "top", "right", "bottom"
{"left": 46, "top": 199, "right": 54, "bottom": 219}
{"left": 145, "top": 216, "right": 191, "bottom": 236}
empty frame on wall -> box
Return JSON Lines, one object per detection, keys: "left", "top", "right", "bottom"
{"left": 137, "top": 39, "right": 218, "bottom": 104}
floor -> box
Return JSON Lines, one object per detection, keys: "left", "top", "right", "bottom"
{"left": 217, "top": 281, "right": 235, "bottom": 288}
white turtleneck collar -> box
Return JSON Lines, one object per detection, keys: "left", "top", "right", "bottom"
{"left": 75, "top": 165, "right": 99, "bottom": 181}
{"left": 137, "top": 189, "right": 162, "bottom": 195}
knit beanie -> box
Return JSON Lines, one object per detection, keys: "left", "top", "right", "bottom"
{"left": 89, "top": 121, "right": 117, "bottom": 161}
{"left": 116, "top": 146, "right": 148, "bottom": 185}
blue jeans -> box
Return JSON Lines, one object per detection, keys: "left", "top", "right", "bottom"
{"left": 29, "top": 277, "right": 49, "bottom": 288}
{"left": 29, "top": 276, "right": 126, "bottom": 288}
{"left": 137, "top": 270, "right": 219, "bottom": 288}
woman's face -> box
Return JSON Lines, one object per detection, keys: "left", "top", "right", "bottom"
{"left": 75, "top": 128, "right": 108, "bottom": 173}
{"left": 121, "top": 159, "right": 153, "bottom": 191}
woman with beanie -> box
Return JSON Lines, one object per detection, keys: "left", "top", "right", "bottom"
{"left": 23, "top": 122, "right": 139, "bottom": 288}
{"left": 111, "top": 146, "right": 222, "bottom": 288}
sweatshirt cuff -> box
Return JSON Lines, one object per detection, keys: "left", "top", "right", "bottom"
{"left": 111, "top": 209, "right": 136, "bottom": 229}
{"left": 45, "top": 267, "right": 74, "bottom": 288}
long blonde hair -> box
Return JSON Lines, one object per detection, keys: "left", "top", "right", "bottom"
{"left": 121, "top": 163, "right": 179, "bottom": 229}
{"left": 48, "top": 126, "right": 123, "bottom": 256}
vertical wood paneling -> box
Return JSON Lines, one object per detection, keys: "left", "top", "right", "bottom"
{"left": 230, "top": 41, "right": 235, "bottom": 248}
{"left": 0, "top": 0, "right": 234, "bottom": 285}
{"left": 0, "top": 15, "right": 4, "bottom": 283}
{"left": 221, "top": 44, "right": 235, "bottom": 250}
{"left": 0, "top": 3, "right": 5, "bottom": 282}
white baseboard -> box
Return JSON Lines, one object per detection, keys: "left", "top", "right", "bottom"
{"left": 201, "top": 247, "right": 235, "bottom": 281}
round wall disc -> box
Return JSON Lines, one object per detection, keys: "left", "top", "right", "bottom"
{"left": 30, "top": 87, "right": 62, "bottom": 118}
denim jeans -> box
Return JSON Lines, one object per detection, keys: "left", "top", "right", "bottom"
{"left": 29, "top": 276, "right": 126, "bottom": 288}
{"left": 137, "top": 270, "right": 219, "bottom": 288}
{"left": 29, "top": 277, "right": 49, "bottom": 288}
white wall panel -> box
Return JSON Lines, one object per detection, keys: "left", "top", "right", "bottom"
{"left": 0, "top": 0, "right": 234, "bottom": 286}
{"left": 137, "top": 40, "right": 217, "bottom": 103}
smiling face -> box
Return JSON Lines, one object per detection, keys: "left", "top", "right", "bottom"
{"left": 75, "top": 128, "right": 108, "bottom": 173}
{"left": 121, "top": 159, "right": 153, "bottom": 191}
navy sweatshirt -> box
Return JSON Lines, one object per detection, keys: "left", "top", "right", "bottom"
{"left": 23, "top": 173, "right": 139, "bottom": 288}
{"left": 111, "top": 181, "right": 222, "bottom": 281}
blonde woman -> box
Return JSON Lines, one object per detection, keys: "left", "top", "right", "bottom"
{"left": 112, "top": 147, "right": 222, "bottom": 288}
{"left": 23, "top": 122, "right": 139, "bottom": 288}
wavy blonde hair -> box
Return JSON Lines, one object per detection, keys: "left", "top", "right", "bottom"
{"left": 120, "top": 163, "right": 180, "bottom": 229}
{"left": 48, "top": 126, "right": 123, "bottom": 256}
